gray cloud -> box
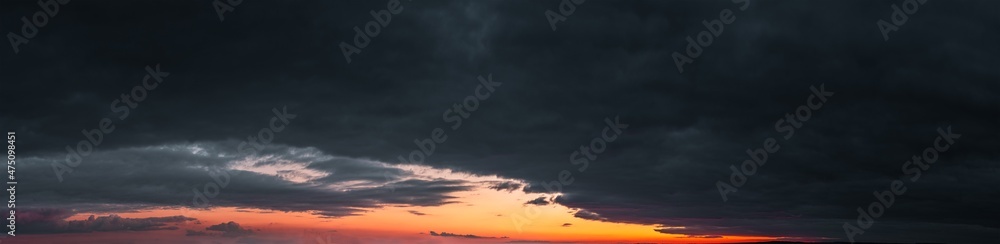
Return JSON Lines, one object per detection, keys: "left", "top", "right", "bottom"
{"left": 206, "top": 221, "right": 254, "bottom": 237}
{"left": 572, "top": 210, "right": 607, "bottom": 222}
{"left": 488, "top": 181, "right": 524, "bottom": 192}
{"left": 525, "top": 197, "right": 549, "bottom": 206}
{"left": 17, "top": 141, "right": 475, "bottom": 217}
{"left": 428, "top": 230, "right": 505, "bottom": 239}
{"left": 19, "top": 208, "right": 194, "bottom": 234}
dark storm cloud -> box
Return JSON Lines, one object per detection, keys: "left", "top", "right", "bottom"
{"left": 2, "top": 0, "right": 998, "bottom": 243}
{"left": 16, "top": 141, "right": 474, "bottom": 217}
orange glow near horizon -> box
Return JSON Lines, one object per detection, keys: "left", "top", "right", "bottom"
{"left": 61, "top": 186, "right": 780, "bottom": 243}
{"left": 46, "top": 150, "right": 785, "bottom": 243}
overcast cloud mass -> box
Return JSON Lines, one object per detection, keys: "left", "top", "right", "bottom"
{"left": 1, "top": 0, "right": 998, "bottom": 243}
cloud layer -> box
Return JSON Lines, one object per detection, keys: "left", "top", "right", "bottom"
{"left": 19, "top": 209, "right": 194, "bottom": 234}
{"left": 17, "top": 141, "right": 480, "bottom": 218}
{"left": 2, "top": 0, "right": 998, "bottom": 242}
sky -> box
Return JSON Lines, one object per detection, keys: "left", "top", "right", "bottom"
{"left": 1, "top": 0, "right": 998, "bottom": 243}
